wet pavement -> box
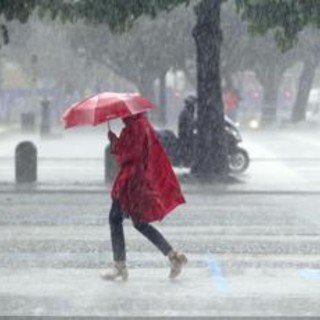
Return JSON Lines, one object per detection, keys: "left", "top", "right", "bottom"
{"left": 1, "top": 191, "right": 320, "bottom": 316}
{"left": 0, "top": 126, "right": 320, "bottom": 316}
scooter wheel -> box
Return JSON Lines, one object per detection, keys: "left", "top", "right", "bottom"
{"left": 228, "top": 148, "right": 250, "bottom": 174}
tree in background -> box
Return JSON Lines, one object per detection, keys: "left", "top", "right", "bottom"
{"left": 236, "top": 0, "right": 320, "bottom": 123}
{"left": 240, "top": 32, "right": 299, "bottom": 125}
{"left": 66, "top": 7, "right": 194, "bottom": 125}
{"left": 290, "top": 28, "right": 320, "bottom": 122}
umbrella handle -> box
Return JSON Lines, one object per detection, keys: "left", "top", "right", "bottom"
{"left": 107, "top": 121, "right": 111, "bottom": 131}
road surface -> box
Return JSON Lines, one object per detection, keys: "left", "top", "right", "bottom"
{"left": 0, "top": 126, "right": 320, "bottom": 316}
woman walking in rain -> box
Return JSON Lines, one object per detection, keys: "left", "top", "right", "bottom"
{"left": 101, "top": 113, "right": 187, "bottom": 281}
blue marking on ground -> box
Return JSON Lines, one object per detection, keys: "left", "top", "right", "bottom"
{"left": 207, "top": 256, "right": 228, "bottom": 292}
{"left": 299, "top": 269, "right": 320, "bottom": 281}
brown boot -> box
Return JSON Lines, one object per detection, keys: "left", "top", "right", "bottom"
{"left": 168, "top": 250, "right": 188, "bottom": 279}
{"left": 100, "top": 261, "right": 128, "bottom": 281}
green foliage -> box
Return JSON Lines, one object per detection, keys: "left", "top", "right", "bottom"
{"left": 0, "top": 0, "right": 37, "bottom": 45}
{"left": 7, "top": 0, "right": 192, "bottom": 32}
{"left": 70, "top": 0, "right": 190, "bottom": 31}
{"left": 0, "top": 0, "right": 37, "bottom": 23}
{"left": 236, "top": 0, "right": 320, "bottom": 51}
{"left": 2, "top": 0, "right": 320, "bottom": 49}
{"left": 31, "top": 0, "right": 191, "bottom": 31}
{"left": 0, "top": 0, "right": 191, "bottom": 45}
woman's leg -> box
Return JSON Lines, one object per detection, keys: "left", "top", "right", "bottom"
{"left": 109, "top": 200, "right": 126, "bottom": 262}
{"left": 133, "top": 221, "right": 188, "bottom": 279}
{"left": 101, "top": 200, "right": 128, "bottom": 281}
{"left": 133, "top": 221, "right": 173, "bottom": 256}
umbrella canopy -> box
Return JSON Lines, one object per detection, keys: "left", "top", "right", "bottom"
{"left": 62, "top": 92, "right": 155, "bottom": 129}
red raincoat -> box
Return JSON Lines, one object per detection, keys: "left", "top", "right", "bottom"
{"left": 223, "top": 90, "right": 239, "bottom": 113}
{"left": 111, "top": 114, "right": 185, "bottom": 223}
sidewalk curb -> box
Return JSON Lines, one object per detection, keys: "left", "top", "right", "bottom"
{"left": 0, "top": 184, "right": 319, "bottom": 195}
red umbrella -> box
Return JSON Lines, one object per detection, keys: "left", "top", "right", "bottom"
{"left": 62, "top": 92, "right": 155, "bottom": 129}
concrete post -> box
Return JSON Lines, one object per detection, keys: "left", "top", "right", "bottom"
{"left": 15, "top": 141, "right": 37, "bottom": 183}
{"left": 40, "top": 98, "right": 51, "bottom": 136}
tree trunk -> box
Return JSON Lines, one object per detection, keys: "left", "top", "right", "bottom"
{"left": 191, "top": 0, "right": 229, "bottom": 180}
{"left": 260, "top": 65, "right": 282, "bottom": 126}
{"left": 291, "top": 58, "right": 318, "bottom": 123}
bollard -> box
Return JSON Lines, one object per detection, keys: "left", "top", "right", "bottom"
{"left": 105, "top": 145, "right": 117, "bottom": 183}
{"left": 15, "top": 141, "right": 37, "bottom": 183}
{"left": 40, "top": 98, "right": 51, "bottom": 136}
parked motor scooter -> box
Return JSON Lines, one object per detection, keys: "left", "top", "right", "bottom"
{"left": 156, "top": 116, "right": 250, "bottom": 174}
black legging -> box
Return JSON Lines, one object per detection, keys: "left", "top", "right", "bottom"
{"left": 109, "top": 200, "right": 173, "bottom": 262}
